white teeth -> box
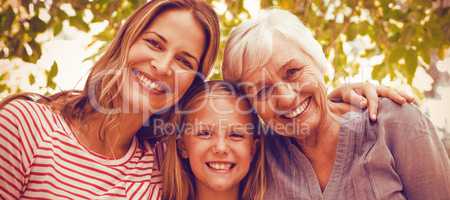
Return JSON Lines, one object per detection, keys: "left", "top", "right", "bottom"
{"left": 207, "top": 162, "right": 233, "bottom": 170}
{"left": 134, "top": 70, "right": 164, "bottom": 92}
{"left": 283, "top": 97, "right": 311, "bottom": 119}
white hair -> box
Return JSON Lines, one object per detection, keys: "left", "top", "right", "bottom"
{"left": 222, "top": 8, "right": 334, "bottom": 83}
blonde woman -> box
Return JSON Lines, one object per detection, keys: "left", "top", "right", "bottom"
{"left": 0, "top": 0, "right": 219, "bottom": 199}
{"left": 222, "top": 9, "right": 450, "bottom": 200}
{"left": 162, "top": 81, "right": 266, "bottom": 200}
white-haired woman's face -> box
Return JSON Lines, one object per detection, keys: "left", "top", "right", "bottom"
{"left": 122, "top": 9, "right": 205, "bottom": 113}
{"left": 239, "top": 33, "right": 326, "bottom": 139}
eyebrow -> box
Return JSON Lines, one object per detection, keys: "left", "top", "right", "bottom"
{"left": 180, "top": 52, "right": 200, "bottom": 66}
{"left": 145, "top": 31, "right": 167, "bottom": 43}
{"left": 250, "top": 58, "right": 297, "bottom": 93}
{"left": 145, "top": 31, "right": 200, "bottom": 66}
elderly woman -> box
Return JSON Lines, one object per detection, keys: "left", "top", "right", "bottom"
{"left": 222, "top": 9, "right": 450, "bottom": 200}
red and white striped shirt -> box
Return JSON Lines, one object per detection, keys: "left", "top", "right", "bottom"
{"left": 0, "top": 99, "right": 163, "bottom": 199}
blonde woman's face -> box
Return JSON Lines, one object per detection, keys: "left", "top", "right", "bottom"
{"left": 240, "top": 33, "right": 325, "bottom": 139}
{"left": 123, "top": 9, "right": 205, "bottom": 113}
{"left": 180, "top": 95, "right": 256, "bottom": 194}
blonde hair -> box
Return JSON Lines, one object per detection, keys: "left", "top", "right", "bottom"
{"left": 162, "top": 80, "right": 267, "bottom": 200}
{"left": 1, "top": 0, "right": 220, "bottom": 141}
{"left": 222, "top": 8, "right": 334, "bottom": 84}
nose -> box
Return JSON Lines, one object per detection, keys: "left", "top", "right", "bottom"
{"left": 151, "top": 53, "right": 173, "bottom": 76}
{"left": 274, "top": 83, "right": 298, "bottom": 111}
{"left": 212, "top": 137, "right": 229, "bottom": 155}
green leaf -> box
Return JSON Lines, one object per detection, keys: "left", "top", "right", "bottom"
{"left": 29, "top": 16, "right": 47, "bottom": 33}
{"left": 388, "top": 32, "right": 401, "bottom": 43}
{"left": 363, "top": 48, "right": 378, "bottom": 57}
{"left": 0, "top": 84, "right": 8, "bottom": 93}
{"left": 347, "top": 23, "right": 358, "bottom": 41}
{"left": 47, "top": 80, "right": 57, "bottom": 89}
{"left": 45, "top": 61, "right": 59, "bottom": 89}
{"left": 358, "top": 21, "right": 371, "bottom": 35}
{"left": 401, "top": 50, "right": 418, "bottom": 84}
{"left": 279, "top": 0, "right": 295, "bottom": 9}
{"left": 69, "top": 15, "right": 90, "bottom": 32}
{"left": 419, "top": 48, "right": 431, "bottom": 65}
{"left": 372, "top": 63, "right": 388, "bottom": 81}
{"left": 387, "top": 46, "right": 405, "bottom": 63}
{"left": 427, "top": 23, "right": 445, "bottom": 48}
{"left": 0, "top": 7, "right": 15, "bottom": 32}
{"left": 56, "top": 8, "right": 69, "bottom": 19}
{"left": 438, "top": 48, "right": 447, "bottom": 60}
{"left": 93, "top": 26, "right": 115, "bottom": 41}
{"left": 29, "top": 74, "right": 36, "bottom": 85}
{"left": 53, "top": 21, "right": 63, "bottom": 36}
{"left": 28, "top": 40, "right": 42, "bottom": 63}
{"left": 49, "top": 62, "right": 59, "bottom": 78}
{"left": 0, "top": 72, "right": 8, "bottom": 81}
{"left": 261, "top": 0, "right": 274, "bottom": 8}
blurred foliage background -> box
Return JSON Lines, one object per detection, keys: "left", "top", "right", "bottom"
{"left": 1, "top": 0, "right": 450, "bottom": 151}
{"left": 1, "top": 0, "right": 450, "bottom": 94}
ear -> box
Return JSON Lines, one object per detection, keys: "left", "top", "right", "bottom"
{"left": 177, "top": 139, "right": 189, "bottom": 159}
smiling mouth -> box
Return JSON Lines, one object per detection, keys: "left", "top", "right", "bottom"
{"left": 281, "top": 97, "right": 312, "bottom": 119}
{"left": 132, "top": 68, "right": 169, "bottom": 94}
{"left": 206, "top": 161, "right": 236, "bottom": 172}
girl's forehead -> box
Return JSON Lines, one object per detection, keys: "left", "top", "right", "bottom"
{"left": 183, "top": 95, "right": 252, "bottom": 120}
{"left": 187, "top": 95, "right": 249, "bottom": 113}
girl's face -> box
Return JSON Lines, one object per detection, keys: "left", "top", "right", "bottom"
{"left": 239, "top": 33, "right": 325, "bottom": 139}
{"left": 123, "top": 9, "right": 205, "bottom": 113}
{"left": 180, "top": 94, "right": 256, "bottom": 193}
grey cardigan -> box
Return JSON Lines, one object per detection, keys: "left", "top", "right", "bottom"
{"left": 264, "top": 98, "right": 450, "bottom": 200}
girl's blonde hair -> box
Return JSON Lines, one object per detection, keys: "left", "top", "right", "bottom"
{"left": 162, "top": 80, "right": 267, "bottom": 200}
{"left": 1, "top": 0, "right": 220, "bottom": 141}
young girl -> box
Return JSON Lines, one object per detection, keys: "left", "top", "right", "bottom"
{"left": 162, "top": 80, "right": 266, "bottom": 200}
{"left": 0, "top": 0, "right": 219, "bottom": 199}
